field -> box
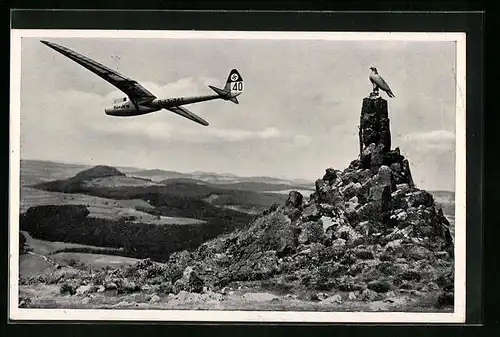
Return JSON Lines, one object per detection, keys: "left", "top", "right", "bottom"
{"left": 19, "top": 230, "right": 131, "bottom": 277}
{"left": 21, "top": 187, "right": 205, "bottom": 225}
{"left": 21, "top": 230, "right": 124, "bottom": 255}
{"left": 49, "top": 252, "right": 141, "bottom": 270}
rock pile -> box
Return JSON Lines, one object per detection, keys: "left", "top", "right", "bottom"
{"left": 180, "top": 96, "right": 454, "bottom": 301}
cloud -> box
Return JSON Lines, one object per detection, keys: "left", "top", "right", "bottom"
{"left": 406, "top": 130, "right": 455, "bottom": 142}
{"left": 400, "top": 129, "right": 455, "bottom": 151}
{"left": 293, "top": 134, "right": 312, "bottom": 146}
{"left": 24, "top": 77, "right": 287, "bottom": 146}
{"left": 203, "top": 127, "right": 282, "bottom": 142}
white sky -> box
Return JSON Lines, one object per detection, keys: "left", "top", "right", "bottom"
{"left": 19, "top": 37, "right": 457, "bottom": 191}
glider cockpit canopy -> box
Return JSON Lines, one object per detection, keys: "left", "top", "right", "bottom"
{"left": 113, "top": 97, "right": 128, "bottom": 104}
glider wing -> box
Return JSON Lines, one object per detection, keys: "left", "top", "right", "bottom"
{"left": 166, "top": 106, "right": 209, "bottom": 126}
{"left": 40, "top": 40, "right": 157, "bottom": 103}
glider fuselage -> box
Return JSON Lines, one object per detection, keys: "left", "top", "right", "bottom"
{"left": 104, "top": 94, "right": 224, "bottom": 117}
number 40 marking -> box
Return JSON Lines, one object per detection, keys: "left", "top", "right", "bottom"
{"left": 232, "top": 82, "right": 243, "bottom": 91}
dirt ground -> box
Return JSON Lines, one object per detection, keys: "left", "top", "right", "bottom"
{"left": 18, "top": 283, "right": 451, "bottom": 312}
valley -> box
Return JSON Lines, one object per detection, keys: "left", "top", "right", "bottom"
{"left": 18, "top": 159, "right": 315, "bottom": 268}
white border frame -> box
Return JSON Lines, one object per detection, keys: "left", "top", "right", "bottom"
{"left": 9, "top": 29, "right": 467, "bottom": 323}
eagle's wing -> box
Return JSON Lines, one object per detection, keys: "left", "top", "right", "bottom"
{"left": 373, "top": 74, "right": 392, "bottom": 92}
{"left": 166, "top": 106, "right": 209, "bottom": 126}
{"left": 41, "top": 40, "right": 157, "bottom": 104}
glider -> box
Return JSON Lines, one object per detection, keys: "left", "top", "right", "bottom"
{"left": 40, "top": 40, "right": 244, "bottom": 126}
{"left": 369, "top": 67, "right": 395, "bottom": 98}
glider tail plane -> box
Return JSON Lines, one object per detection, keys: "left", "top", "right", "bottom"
{"left": 209, "top": 69, "right": 243, "bottom": 104}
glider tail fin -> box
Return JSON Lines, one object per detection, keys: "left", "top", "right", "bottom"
{"left": 208, "top": 69, "right": 243, "bottom": 104}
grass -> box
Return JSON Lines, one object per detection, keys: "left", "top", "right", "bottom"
{"left": 19, "top": 254, "right": 54, "bottom": 276}
{"left": 50, "top": 252, "right": 141, "bottom": 270}
{"left": 21, "top": 231, "right": 124, "bottom": 256}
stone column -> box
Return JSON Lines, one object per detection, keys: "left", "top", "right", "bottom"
{"left": 359, "top": 97, "right": 391, "bottom": 173}
{"left": 359, "top": 97, "right": 391, "bottom": 155}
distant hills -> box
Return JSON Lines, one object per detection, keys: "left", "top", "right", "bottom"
{"left": 24, "top": 161, "right": 297, "bottom": 216}
{"left": 20, "top": 159, "right": 453, "bottom": 217}
{"left": 21, "top": 159, "right": 315, "bottom": 189}
{"left": 128, "top": 169, "right": 314, "bottom": 188}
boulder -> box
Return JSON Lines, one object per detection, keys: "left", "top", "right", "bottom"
{"left": 356, "top": 201, "right": 383, "bottom": 222}
{"left": 335, "top": 225, "right": 362, "bottom": 244}
{"left": 344, "top": 198, "right": 360, "bottom": 220}
{"left": 286, "top": 191, "right": 303, "bottom": 209}
{"left": 376, "top": 165, "right": 395, "bottom": 190}
{"left": 406, "top": 245, "right": 433, "bottom": 260}
{"left": 359, "top": 288, "right": 378, "bottom": 301}
{"left": 360, "top": 143, "right": 376, "bottom": 169}
{"left": 319, "top": 203, "right": 335, "bottom": 215}
{"left": 384, "top": 147, "right": 404, "bottom": 165}
{"left": 322, "top": 168, "right": 338, "bottom": 183}
{"left": 60, "top": 280, "right": 80, "bottom": 295}
{"left": 320, "top": 216, "right": 339, "bottom": 232}
{"left": 322, "top": 294, "right": 342, "bottom": 304}
{"left": 331, "top": 238, "right": 347, "bottom": 246}
{"left": 298, "top": 221, "right": 324, "bottom": 245}
{"left": 149, "top": 294, "right": 161, "bottom": 303}
{"left": 370, "top": 143, "right": 386, "bottom": 173}
{"left": 340, "top": 182, "right": 362, "bottom": 200}
{"left": 367, "top": 280, "right": 392, "bottom": 293}
{"left": 257, "top": 211, "right": 297, "bottom": 255}
{"left": 354, "top": 248, "right": 375, "bottom": 260}
{"left": 408, "top": 190, "right": 434, "bottom": 208}
{"left": 76, "top": 284, "right": 96, "bottom": 296}
{"left": 118, "top": 279, "right": 141, "bottom": 294}
{"left": 369, "top": 185, "right": 391, "bottom": 207}
{"left": 302, "top": 203, "right": 321, "bottom": 221}
{"left": 315, "top": 180, "right": 344, "bottom": 205}
{"left": 173, "top": 266, "right": 204, "bottom": 294}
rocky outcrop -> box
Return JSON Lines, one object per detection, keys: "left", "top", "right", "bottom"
{"left": 359, "top": 98, "right": 414, "bottom": 186}
{"left": 143, "top": 96, "right": 453, "bottom": 303}
{"left": 21, "top": 96, "right": 454, "bottom": 309}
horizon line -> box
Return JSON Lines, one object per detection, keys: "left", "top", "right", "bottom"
{"left": 19, "top": 157, "right": 316, "bottom": 183}
{"left": 19, "top": 157, "right": 456, "bottom": 192}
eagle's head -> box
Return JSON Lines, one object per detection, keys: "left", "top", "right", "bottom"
{"left": 369, "top": 67, "right": 378, "bottom": 72}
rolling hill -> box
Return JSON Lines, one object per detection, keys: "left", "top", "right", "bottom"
{"left": 128, "top": 168, "right": 315, "bottom": 187}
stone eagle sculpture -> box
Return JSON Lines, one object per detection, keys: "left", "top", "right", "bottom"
{"left": 369, "top": 67, "right": 395, "bottom": 98}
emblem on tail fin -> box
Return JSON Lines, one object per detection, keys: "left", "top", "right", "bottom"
{"left": 209, "top": 69, "right": 244, "bottom": 104}
{"left": 225, "top": 69, "right": 244, "bottom": 96}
